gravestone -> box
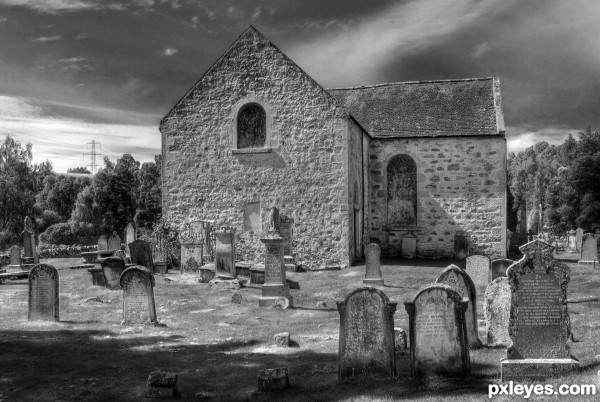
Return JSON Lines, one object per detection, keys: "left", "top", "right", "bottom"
{"left": 108, "top": 231, "right": 121, "bottom": 251}
{"left": 579, "top": 234, "right": 598, "bottom": 264}
{"left": 98, "top": 235, "right": 108, "bottom": 251}
{"left": 401, "top": 235, "right": 416, "bottom": 258}
{"left": 363, "top": 243, "right": 383, "bottom": 286}
{"left": 101, "top": 256, "right": 126, "bottom": 290}
{"left": 404, "top": 283, "right": 470, "bottom": 377}
{"left": 8, "top": 245, "right": 21, "bottom": 270}
{"left": 119, "top": 265, "right": 157, "bottom": 325}
{"left": 484, "top": 277, "right": 511, "bottom": 346}
{"left": 576, "top": 228, "right": 584, "bottom": 252}
{"left": 501, "top": 239, "right": 579, "bottom": 381}
{"left": 231, "top": 293, "right": 242, "bottom": 304}
{"left": 519, "top": 205, "right": 527, "bottom": 246}
{"left": 454, "top": 232, "right": 468, "bottom": 259}
{"left": 28, "top": 264, "right": 59, "bottom": 321}
{"left": 125, "top": 223, "right": 136, "bottom": 254}
{"left": 151, "top": 233, "right": 168, "bottom": 274}
{"left": 259, "top": 233, "right": 293, "bottom": 308}
{"left": 257, "top": 368, "right": 290, "bottom": 392}
{"left": 129, "top": 239, "right": 154, "bottom": 271}
{"left": 337, "top": 287, "right": 397, "bottom": 381}
{"left": 436, "top": 264, "right": 482, "bottom": 348}
{"left": 465, "top": 255, "right": 491, "bottom": 293}
{"left": 491, "top": 258, "right": 513, "bottom": 280}
{"left": 567, "top": 230, "right": 577, "bottom": 252}
{"left": 278, "top": 215, "right": 294, "bottom": 256}
{"left": 215, "top": 228, "right": 236, "bottom": 278}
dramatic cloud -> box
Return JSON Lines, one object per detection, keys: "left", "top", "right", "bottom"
{"left": 0, "top": 0, "right": 125, "bottom": 13}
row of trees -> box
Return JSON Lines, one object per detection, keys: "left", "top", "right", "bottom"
{"left": 0, "top": 135, "right": 161, "bottom": 249}
{"left": 507, "top": 126, "right": 600, "bottom": 235}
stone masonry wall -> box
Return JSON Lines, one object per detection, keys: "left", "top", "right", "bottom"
{"left": 369, "top": 136, "right": 507, "bottom": 259}
{"left": 160, "top": 28, "right": 351, "bottom": 269}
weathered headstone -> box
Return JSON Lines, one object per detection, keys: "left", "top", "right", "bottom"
{"left": 491, "top": 258, "right": 513, "bottom": 280}
{"left": 576, "top": 228, "right": 584, "bottom": 252}
{"left": 108, "top": 231, "right": 121, "bottom": 251}
{"left": 215, "top": 228, "right": 236, "bottom": 278}
{"left": 181, "top": 243, "right": 202, "bottom": 274}
{"left": 22, "top": 216, "right": 38, "bottom": 265}
{"left": 579, "top": 234, "right": 598, "bottom": 264}
{"left": 484, "top": 277, "right": 511, "bottom": 346}
{"left": 567, "top": 230, "right": 577, "bottom": 252}
{"left": 231, "top": 293, "right": 242, "bottom": 304}
{"left": 454, "top": 232, "right": 468, "bottom": 259}
{"left": 8, "top": 245, "right": 21, "bottom": 270}
{"left": 501, "top": 239, "right": 579, "bottom": 381}
{"left": 28, "top": 264, "right": 59, "bottom": 321}
{"left": 401, "top": 235, "right": 417, "bottom": 258}
{"left": 465, "top": 255, "right": 491, "bottom": 293}
{"left": 88, "top": 267, "right": 106, "bottom": 287}
{"left": 278, "top": 215, "right": 294, "bottom": 257}
{"left": 337, "top": 287, "right": 397, "bottom": 381}
{"left": 404, "top": 283, "right": 470, "bottom": 377}
{"left": 119, "top": 265, "right": 157, "bottom": 325}
{"left": 98, "top": 235, "right": 108, "bottom": 251}
{"left": 101, "top": 256, "right": 126, "bottom": 290}
{"left": 259, "top": 233, "right": 293, "bottom": 308}
{"left": 257, "top": 368, "right": 290, "bottom": 392}
{"left": 129, "top": 239, "right": 154, "bottom": 271}
{"left": 363, "top": 243, "right": 383, "bottom": 286}
{"left": 435, "top": 264, "right": 482, "bottom": 348}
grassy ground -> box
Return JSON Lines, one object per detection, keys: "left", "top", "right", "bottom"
{"left": 0, "top": 256, "right": 599, "bottom": 401}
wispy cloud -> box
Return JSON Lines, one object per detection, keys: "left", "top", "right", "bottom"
{"left": 31, "top": 34, "right": 62, "bottom": 42}
{"left": 506, "top": 126, "right": 579, "bottom": 154}
{"left": 162, "top": 47, "right": 178, "bottom": 56}
{"left": 0, "top": 0, "right": 125, "bottom": 13}
{"left": 471, "top": 42, "right": 491, "bottom": 59}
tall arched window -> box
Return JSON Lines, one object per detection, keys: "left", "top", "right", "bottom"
{"left": 387, "top": 155, "right": 417, "bottom": 227}
{"left": 237, "top": 103, "right": 266, "bottom": 148}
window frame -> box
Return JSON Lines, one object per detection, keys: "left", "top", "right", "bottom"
{"left": 231, "top": 96, "right": 274, "bottom": 153}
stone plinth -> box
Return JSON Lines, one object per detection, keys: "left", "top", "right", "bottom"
{"left": 215, "top": 229, "right": 236, "bottom": 278}
{"left": 81, "top": 251, "right": 99, "bottom": 264}
{"left": 258, "top": 233, "right": 292, "bottom": 308}
{"left": 501, "top": 358, "right": 580, "bottom": 381}
{"left": 199, "top": 263, "right": 215, "bottom": 283}
{"left": 250, "top": 263, "right": 265, "bottom": 284}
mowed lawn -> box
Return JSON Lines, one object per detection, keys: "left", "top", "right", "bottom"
{"left": 0, "top": 256, "right": 599, "bottom": 401}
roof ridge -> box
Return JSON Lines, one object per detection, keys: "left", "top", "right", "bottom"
{"left": 327, "top": 77, "right": 495, "bottom": 91}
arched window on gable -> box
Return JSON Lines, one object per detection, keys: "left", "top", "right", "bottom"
{"left": 387, "top": 155, "right": 417, "bottom": 227}
{"left": 237, "top": 103, "right": 266, "bottom": 149}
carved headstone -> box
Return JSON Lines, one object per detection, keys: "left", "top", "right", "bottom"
{"left": 181, "top": 244, "right": 202, "bottom": 273}
{"left": 576, "top": 228, "right": 584, "bottom": 252}
{"left": 28, "top": 264, "right": 59, "bottom": 321}
{"left": 491, "top": 258, "right": 513, "bottom": 280}
{"left": 484, "top": 277, "right": 511, "bottom": 346}
{"left": 337, "top": 287, "right": 397, "bottom": 381}
{"left": 454, "top": 233, "right": 468, "bottom": 259}
{"left": 579, "top": 234, "right": 598, "bottom": 264}
{"left": 404, "top": 283, "right": 470, "bottom": 377}
{"left": 108, "top": 231, "right": 121, "bottom": 251}
{"left": 363, "top": 243, "right": 383, "bottom": 286}
{"left": 120, "top": 266, "right": 157, "bottom": 325}
{"left": 259, "top": 233, "right": 293, "bottom": 308}
{"left": 8, "top": 245, "right": 21, "bottom": 270}
{"left": 466, "top": 255, "right": 491, "bottom": 293}
{"left": 436, "top": 265, "right": 482, "bottom": 348}
{"left": 129, "top": 239, "right": 154, "bottom": 271}
{"left": 215, "top": 228, "right": 236, "bottom": 278}
{"left": 101, "top": 257, "right": 126, "bottom": 290}
{"left": 98, "top": 235, "right": 108, "bottom": 251}
{"left": 501, "top": 239, "right": 579, "bottom": 381}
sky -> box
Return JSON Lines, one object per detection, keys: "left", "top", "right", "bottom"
{"left": 0, "top": 0, "right": 598, "bottom": 172}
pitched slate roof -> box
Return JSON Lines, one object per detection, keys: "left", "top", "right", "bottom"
{"left": 328, "top": 78, "right": 504, "bottom": 138}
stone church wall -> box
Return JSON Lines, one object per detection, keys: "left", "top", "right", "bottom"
{"left": 368, "top": 136, "right": 507, "bottom": 259}
{"left": 347, "top": 119, "right": 366, "bottom": 263}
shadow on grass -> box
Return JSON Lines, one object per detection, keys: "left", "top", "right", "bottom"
{"left": 293, "top": 306, "right": 337, "bottom": 312}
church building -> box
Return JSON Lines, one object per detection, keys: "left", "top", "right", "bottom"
{"left": 160, "top": 26, "right": 507, "bottom": 269}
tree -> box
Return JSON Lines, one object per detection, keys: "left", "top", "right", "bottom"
{"left": 135, "top": 157, "right": 162, "bottom": 229}
{"left": 35, "top": 174, "right": 92, "bottom": 231}
{"left": 67, "top": 167, "right": 91, "bottom": 174}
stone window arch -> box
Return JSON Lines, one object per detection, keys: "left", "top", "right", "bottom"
{"left": 236, "top": 103, "right": 266, "bottom": 149}
{"left": 387, "top": 154, "right": 417, "bottom": 227}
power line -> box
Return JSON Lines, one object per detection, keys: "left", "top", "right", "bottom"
{"left": 83, "top": 140, "right": 104, "bottom": 173}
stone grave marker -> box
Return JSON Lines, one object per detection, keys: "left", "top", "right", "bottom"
{"left": 180, "top": 221, "right": 206, "bottom": 273}
{"left": 501, "top": 239, "right": 579, "bottom": 381}
{"left": 567, "top": 230, "right": 577, "bottom": 252}
{"left": 8, "top": 245, "right": 21, "bottom": 270}
{"left": 576, "top": 228, "right": 584, "bottom": 252}
{"left": 484, "top": 277, "right": 511, "bottom": 346}
{"left": 466, "top": 255, "right": 491, "bottom": 293}
{"left": 337, "top": 287, "right": 397, "bottom": 382}
{"left": 98, "top": 235, "right": 108, "bottom": 251}
{"left": 128, "top": 239, "right": 154, "bottom": 271}
{"left": 454, "top": 232, "right": 468, "bottom": 259}
{"left": 101, "top": 256, "right": 126, "bottom": 290}
{"left": 215, "top": 228, "right": 236, "bottom": 278}
{"left": 108, "top": 231, "right": 121, "bottom": 251}
{"left": 401, "top": 234, "right": 417, "bottom": 258}
{"left": 579, "top": 234, "right": 598, "bottom": 264}
{"left": 231, "top": 293, "right": 242, "bottom": 304}
{"left": 120, "top": 265, "right": 157, "bottom": 325}
{"left": 435, "top": 264, "right": 482, "bottom": 348}
{"left": 28, "top": 264, "right": 59, "bottom": 321}
{"left": 363, "top": 243, "right": 383, "bottom": 286}
{"left": 491, "top": 258, "right": 513, "bottom": 280}
{"left": 404, "top": 283, "right": 470, "bottom": 377}
{"left": 259, "top": 232, "right": 293, "bottom": 308}
{"left": 22, "top": 216, "right": 38, "bottom": 265}
{"left": 257, "top": 368, "right": 290, "bottom": 392}
{"left": 125, "top": 223, "right": 136, "bottom": 254}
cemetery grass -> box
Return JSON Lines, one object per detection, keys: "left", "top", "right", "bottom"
{"left": 0, "top": 258, "right": 599, "bottom": 401}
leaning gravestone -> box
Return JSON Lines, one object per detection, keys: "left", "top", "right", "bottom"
{"left": 101, "top": 257, "right": 126, "bottom": 290}
{"left": 119, "top": 265, "right": 157, "bottom": 325}
{"left": 215, "top": 228, "right": 236, "bottom": 278}
{"left": 108, "top": 231, "right": 121, "bottom": 251}
{"left": 484, "top": 277, "right": 511, "bottom": 346}
{"left": 337, "top": 287, "right": 397, "bottom": 381}
{"left": 8, "top": 245, "right": 21, "bottom": 271}
{"left": 579, "top": 234, "right": 598, "bottom": 264}
{"left": 436, "top": 265, "right": 482, "bottom": 348}
{"left": 98, "top": 235, "right": 108, "bottom": 251}
{"left": 466, "top": 255, "right": 491, "bottom": 293}
{"left": 28, "top": 264, "right": 59, "bottom": 322}
{"left": 491, "top": 258, "right": 513, "bottom": 280}
{"left": 501, "top": 239, "right": 579, "bottom": 381}
{"left": 404, "top": 283, "right": 470, "bottom": 377}
{"left": 129, "top": 239, "right": 154, "bottom": 271}
{"left": 363, "top": 243, "right": 383, "bottom": 286}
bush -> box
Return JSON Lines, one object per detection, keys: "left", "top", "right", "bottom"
{"left": 37, "top": 245, "right": 97, "bottom": 259}
{"left": 0, "top": 253, "right": 9, "bottom": 268}
{"left": 40, "top": 223, "right": 98, "bottom": 246}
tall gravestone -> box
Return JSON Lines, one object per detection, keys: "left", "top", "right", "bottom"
{"left": 404, "top": 283, "right": 470, "bottom": 377}
{"left": 180, "top": 221, "right": 205, "bottom": 273}
{"left": 501, "top": 239, "right": 579, "bottom": 381}
{"left": 465, "top": 255, "right": 491, "bottom": 294}
{"left": 215, "top": 228, "right": 236, "bottom": 278}
{"left": 28, "top": 264, "right": 59, "bottom": 322}
{"left": 337, "top": 287, "right": 397, "bottom": 381}
{"left": 108, "top": 231, "right": 121, "bottom": 251}
{"left": 22, "top": 216, "right": 37, "bottom": 266}
{"left": 484, "top": 277, "right": 511, "bottom": 346}
{"left": 436, "top": 265, "right": 482, "bottom": 348}
{"left": 259, "top": 232, "right": 293, "bottom": 308}
{"left": 8, "top": 245, "right": 21, "bottom": 271}
{"left": 363, "top": 243, "right": 383, "bottom": 286}
{"left": 102, "top": 257, "right": 126, "bottom": 290}
{"left": 129, "top": 239, "right": 154, "bottom": 271}
{"left": 575, "top": 228, "right": 584, "bottom": 252}
{"left": 120, "top": 266, "right": 157, "bottom": 325}
{"left": 98, "top": 235, "right": 109, "bottom": 251}
{"left": 125, "top": 223, "right": 136, "bottom": 255}
{"left": 567, "top": 230, "right": 577, "bottom": 252}
{"left": 491, "top": 258, "right": 513, "bottom": 280}
{"left": 579, "top": 234, "right": 598, "bottom": 264}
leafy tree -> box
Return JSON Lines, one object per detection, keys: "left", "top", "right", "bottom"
{"left": 67, "top": 167, "right": 91, "bottom": 174}
{"left": 135, "top": 157, "right": 162, "bottom": 229}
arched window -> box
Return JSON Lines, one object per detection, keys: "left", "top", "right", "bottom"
{"left": 387, "top": 155, "right": 417, "bottom": 227}
{"left": 237, "top": 103, "right": 266, "bottom": 149}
